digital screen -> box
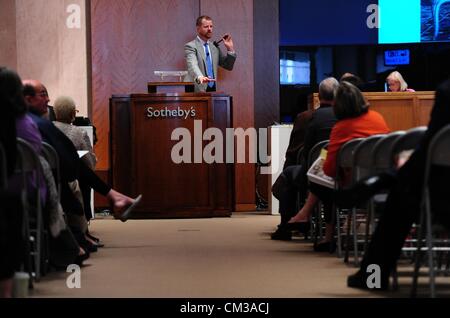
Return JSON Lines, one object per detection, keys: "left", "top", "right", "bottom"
{"left": 280, "top": 59, "right": 310, "bottom": 85}
{"left": 384, "top": 50, "right": 410, "bottom": 66}
{"left": 378, "top": 0, "right": 450, "bottom": 43}
{"left": 280, "top": 0, "right": 450, "bottom": 45}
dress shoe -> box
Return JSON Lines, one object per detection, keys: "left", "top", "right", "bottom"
{"left": 74, "top": 252, "right": 90, "bottom": 266}
{"left": 313, "top": 241, "right": 336, "bottom": 253}
{"left": 347, "top": 269, "right": 389, "bottom": 291}
{"left": 285, "top": 221, "right": 310, "bottom": 232}
{"left": 86, "top": 232, "right": 100, "bottom": 243}
{"left": 333, "top": 173, "right": 396, "bottom": 208}
{"left": 271, "top": 228, "right": 292, "bottom": 241}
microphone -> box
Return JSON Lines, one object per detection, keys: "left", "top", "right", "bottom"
{"left": 213, "top": 34, "right": 230, "bottom": 47}
{"left": 213, "top": 38, "right": 223, "bottom": 47}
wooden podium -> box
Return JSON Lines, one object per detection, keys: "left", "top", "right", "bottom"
{"left": 109, "top": 91, "right": 234, "bottom": 218}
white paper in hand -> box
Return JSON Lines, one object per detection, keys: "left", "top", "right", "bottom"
{"left": 307, "top": 148, "right": 335, "bottom": 189}
{"left": 77, "top": 150, "right": 89, "bottom": 158}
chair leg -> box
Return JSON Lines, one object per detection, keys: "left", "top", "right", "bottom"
{"left": 425, "top": 212, "right": 436, "bottom": 297}
{"left": 352, "top": 207, "right": 360, "bottom": 266}
{"left": 335, "top": 205, "right": 343, "bottom": 258}
{"left": 392, "top": 265, "right": 399, "bottom": 291}
{"left": 344, "top": 211, "right": 352, "bottom": 263}
{"left": 411, "top": 209, "right": 425, "bottom": 298}
{"left": 364, "top": 202, "right": 374, "bottom": 257}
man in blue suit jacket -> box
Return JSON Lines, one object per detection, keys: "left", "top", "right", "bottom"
{"left": 185, "top": 15, "right": 237, "bottom": 92}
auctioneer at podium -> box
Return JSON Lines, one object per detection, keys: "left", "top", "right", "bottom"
{"left": 184, "top": 15, "right": 237, "bottom": 92}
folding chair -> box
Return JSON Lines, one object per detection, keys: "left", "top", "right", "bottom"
{"left": 390, "top": 126, "right": 427, "bottom": 167}
{"left": 366, "top": 131, "right": 406, "bottom": 251}
{"left": 349, "top": 134, "right": 386, "bottom": 265}
{"left": 411, "top": 124, "right": 450, "bottom": 297}
{"left": 41, "top": 142, "right": 61, "bottom": 199}
{"left": 306, "top": 140, "right": 329, "bottom": 242}
{"left": 333, "top": 138, "right": 364, "bottom": 259}
{"left": 16, "top": 138, "right": 44, "bottom": 282}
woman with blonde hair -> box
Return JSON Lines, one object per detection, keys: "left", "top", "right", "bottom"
{"left": 386, "top": 71, "right": 415, "bottom": 92}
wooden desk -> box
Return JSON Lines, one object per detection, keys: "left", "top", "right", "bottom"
{"left": 110, "top": 93, "right": 233, "bottom": 218}
{"left": 309, "top": 91, "right": 435, "bottom": 131}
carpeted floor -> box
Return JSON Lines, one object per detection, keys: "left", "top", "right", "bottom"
{"left": 29, "top": 213, "right": 440, "bottom": 298}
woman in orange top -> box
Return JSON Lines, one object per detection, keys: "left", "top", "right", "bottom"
{"left": 288, "top": 82, "right": 390, "bottom": 251}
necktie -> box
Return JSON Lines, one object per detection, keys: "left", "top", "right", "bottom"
{"left": 204, "top": 43, "right": 215, "bottom": 88}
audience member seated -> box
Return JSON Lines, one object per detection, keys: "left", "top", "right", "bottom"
{"left": 386, "top": 71, "right": 415, "bottom": 92}
{"left": 340, "top": 73, "right": 365, "bottom": 91}
{"left": 3, "top": 69, "right": 85, "bottom": 271}
{"left": 22, "top": 79, "right": 141, "bottom": 223}
{"left": 347, "top": 77, "right": 450, "bottom": 291}
{"left": 53, "top": 96, "right": 99, "bottom": 234}
{"left": 0, "top": 67, "right": 25, "bottom": 298}
{"left": 287, "top": 82, "right": 390, "bottom": 252}
{"left": 271, "top": 77, "right": 339, "bottom": 240}
{"left": 53, "top": 96, "right": 97, "bottom": 170}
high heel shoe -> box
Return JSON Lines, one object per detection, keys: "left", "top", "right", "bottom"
{"left": 285, "top": 222, "right": 310, "bottom": 239}
{"left": 119, "top": 194, "right": 142, "bottom": 222}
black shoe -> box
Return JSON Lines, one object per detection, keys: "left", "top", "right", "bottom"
{"left": 271, "top": 228, "right": 292, "bottom": 241}
{"left": 334, "top": 173, "right": 396, "bottom": 208}
{"left": 347, "top": 270, "right": 389, "bottom": 291}
{"left": 285, "top": 221, "right": 310, "bottom": 233}
{"left": 86, "top": 232, "right": 100, "bottom": 243}
{"left": 74, "top": 252, "right": 90, "bottom": 266}
{"left": 285, "top": 222, "right": 310, "bottom": 239}
{"left": 86, "top": 241, "right": 98, "bottom": 253}
{"left": 313, "top": 241, "right": 336, "bottom": 253}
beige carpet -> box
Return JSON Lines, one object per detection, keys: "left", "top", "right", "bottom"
{"left": 29, "top": 213, "right": 428, "bottom": 298}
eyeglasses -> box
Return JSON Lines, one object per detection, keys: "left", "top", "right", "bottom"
{"left": 36, "top": 91, "right": 49, "bottom": 97}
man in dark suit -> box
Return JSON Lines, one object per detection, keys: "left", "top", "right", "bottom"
{"left": 185, "top": 15, "right": 237, "bottom": 92}
{"left": 47, "top": 105, "right": 56, "bottom": 121}
{"left": 271, "top": 77, "right": 339, "bottom": 240}
{"left": 347, "top": 77, "right": 450, "bottom": 290}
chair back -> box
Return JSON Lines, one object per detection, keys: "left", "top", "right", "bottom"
{"left": 353, "top": 134, "right": 386, "bottom": 181}
{"left": 41, "top": 142, "right": 61, "bottom": 198}
{"left": 415, "top": 124, "right": 450, "bottom": 298}
{"left": 372, "top": 131, "right": 405, "bottom": 172}
{"left": 15, "top": 138, "right": 43, "bottom": 281}
{"left": 391, "top": 126, "right": 427, "bottom": 165}
{"left": 307, "top": 140, "right": 329, "bottom": 168}
{"left": 335, "top": 138, "right": 364, "bottom": 189}
{"left": 296, "top": 146, "right": 304, "bottom": 165}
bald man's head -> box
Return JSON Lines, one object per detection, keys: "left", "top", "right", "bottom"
{"left": 22, "top": 79, "right": 50, "bottom": 116}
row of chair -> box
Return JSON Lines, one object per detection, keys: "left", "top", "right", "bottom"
{"left": 302, "top": 124, "right": 450, "bottom": 297}
{"left": 1, "top": 138, "right": 60, "bottom": 287}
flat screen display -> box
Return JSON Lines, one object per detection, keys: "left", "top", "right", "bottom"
{"left": 384, "top": 49, "right": 410, "bottom": 66}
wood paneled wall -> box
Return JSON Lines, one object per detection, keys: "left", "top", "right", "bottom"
{"left": 91, "top": 0, "right": 279, "bottom": 211}
{"left": 254, "top": 0, "right": 280, "bottom": 130}
{"left": 91, "top": 0, "right": 199, "bottom": 171}
{"left": 14, "top": 0, "right": 89, "bottom": 117}
{"left": 0, "top": 0, "right": 17, "bottom": 69}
